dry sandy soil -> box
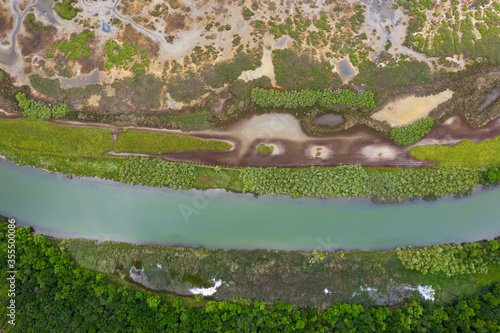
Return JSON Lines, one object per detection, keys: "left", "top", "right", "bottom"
{"left": 371, "top": 90, "right": 454, "bottom": 127}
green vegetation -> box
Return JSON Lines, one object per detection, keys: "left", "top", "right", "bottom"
{"left": 257, "top": 144, "right": 274, "bottom": 155}
{"left": 389, "top": 117, "right": 435, "bottom": 146}
{"left": 273, "top": 49, "right": 341, "bottom": 90}
{"left": 54, "top": 0, "right": 79, "bottom": 20}
{"left": 114, "top": 131, "right": 232, "bottom": 154}
{"left": 202, "top": 53, "right": 261, "bottom": 88}
{"left": 15, "top": 93, "right": 70, "bottom": 120}
{"left": 120, "top": 158, "right": 480, "bottom": 202}
{"left": 119, "top": 156, "right": 196, "bottom": 189}
{"left": 396, "top": 241, "right": 500, "bottom": 277}
{"left": 15, "top": 93, "right": 51, "bottom": 121}
{"left": 110, "top": 75, "right": 164, "bottom": 110}
{"left": 0, "top": 118, "right": 113, "bottom": 156}
{"left": 25, "top": 13, "right": 52, "bottom": 32}
{"left": 2, "top": 221, "right": 500, "bottom": 332}
{"left": 354, "top": 60, "right": 432, "bottom": 103}
{"left": 29, "top": 74, "right": 67, "bottom": 101}
{"left": 409, "top": 136, "right": 500, "bottom": 169}
{"left": 242, "top": 7, "right": 255, "bottom": 20}
{"left": 166, "top": 71, "right": 207, "bottom": 103}
{"left": 56, "top": 30, "right": 93, "bottom": 60}
{"left": 168, "top": 110, "right": 213, "bottom": 130}
{"left": 51, "top": 103, "right": 71, "bottom": 119}
{"left": 250, "top": 87, "right": 377, "bottom": 109}
{"left": 105, "top": 40, "right": 149, "bottom": 77}
{"left": 482, "top": 166, "right": 500, "bottom": 184}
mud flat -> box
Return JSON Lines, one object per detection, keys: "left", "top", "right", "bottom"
{"left": 371, "top": 90, "right": 454, "bottom": 127}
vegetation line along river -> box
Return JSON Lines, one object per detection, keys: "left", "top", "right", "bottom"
{"left": 1, "top": 158, "right": 500, "bottom": 250}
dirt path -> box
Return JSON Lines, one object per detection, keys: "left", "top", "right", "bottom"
{"left": 3, "top": 111, "right": 500, "bottom": 169}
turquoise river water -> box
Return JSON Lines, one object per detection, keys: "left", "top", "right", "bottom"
{"left": 1, "top": 158, "right": 500, "bottom": 250}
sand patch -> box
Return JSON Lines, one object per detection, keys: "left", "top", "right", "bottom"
{"left": 371, "top": 90, "right": 454, "bottom": 127}
{"left": 360, "top": 145, "right": 397, "bottom": 160}
{"left": 238, "top": 48, "right": 275, "bottom": 85}
{"left": 231, "top": 113, "right": 308, "bottom": 142}
{"left": 307, "top": 145, "right": 332, "bottom": 160}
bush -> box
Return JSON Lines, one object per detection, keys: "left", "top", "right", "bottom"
{"left": 51, "top": 103, "right": 71, "bottom": 119}
{"left": 57, "top": 30, "right": 93, "bottom": 60}
{"left": 16, "top": 92, "right": 51, "bottom": 120}
{"left": 395, "top": 240, "right": 500, "bottom": 276}
{"left": 389, "top": 117, "right": 434, "bottom": 146}
{"left": 54, "top": 0, "right": 79, "bottom": 20}
{"left": 273, "top": 49, "right": 341, "bottom": 90}
{"left": 169, "top": 110, "right": 212, "bottom": 130}
{"left": 250, "top": 88, "right": 377, "bottom": 109}
{"left": 29, "top": 74, "right": 67, "bottom": 101}
{"left": 16, "top": 92, "right": 71, "bottom": 120}
{"left": 257, "top": 144, "right": 274, "bottom": 155}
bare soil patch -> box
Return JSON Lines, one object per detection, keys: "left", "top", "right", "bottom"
{"left": 372, "top": 90, "right": 454, "bottom": 127}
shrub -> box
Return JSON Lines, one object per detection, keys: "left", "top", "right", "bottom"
{"left": 16, "top": 92, "right": 51, "bottom": 120}
{"left": 250, "top": 88, "right": 377, "bottom": 109}
{"left": 257, "top": 144, "right": 274, "bottom": 155}
{"left": 29, "top": 74, "right": 67, "bottom": 101}
{"left": 54, "top": 0, "right": 79, "bottom": 20}
{"left": 57, "top": 30, "right": 94, "bottom": 60}
{"left": 389, "top": 117, "right": 434, "bottom": 146}
{"left": 51, "top": 103, "right": 71, "bottom": 119}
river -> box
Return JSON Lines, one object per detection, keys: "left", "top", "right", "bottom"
{"left": 1, "top": 158, "right": 500, "bottom": 250}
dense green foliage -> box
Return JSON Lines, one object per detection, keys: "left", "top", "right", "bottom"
{"left": 15, "top": 93, "right": 51, "bottom": 121}
{"left": 389, "top": 117, "right": 435, "bottom": 146}
{"left": 482, "top": 167, "right": 500, "bottom": 184}
{"left": 114, "top": 131, "right": 232, "bottom": 154}
{"left": 54, "top": 0, "right": 79, "bottom": 20}
{"left": 257, "top": 144, "right": 274, "bottom": 155}
{"left": 15, "top": 93, "right": 70, "bottom": 120}
{"left": 120, "top": 158, "right": 481, "bottom": 202}
{"left": 250, "top": 88, "right": 377, "bottom": 109}
{"left": 273, "top": 49, "right": 341, "bottom": 90}
{"left": 410, "top": 136, "right": 500, "bottom": 170}
{"left": 56, "top": 30, "right": 93, "bottom": 60}
{"left": 105, "top": 40, "right": 149, "bottom": 77}
{"left": 50, "top": 103, "right": 70, "bottom": 119}
{"left": 2, "top": 222, "right": 500, "bottom": 332}
{"left": 119, "top": 156, "right": 196, "bottom": 189}
{"left": 396, "top": 241, "right": 500, "bottom": 277}
{"left": 0, "top": 118, "right": 113, "bottom": 156}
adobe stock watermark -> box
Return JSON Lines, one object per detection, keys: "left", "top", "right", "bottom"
{"left": 6, "top": 218, "right": 17, "bottom": 326}
{"left": 178, "top": 189, "right": 222, "bottom": 225}
{"left": 315, "top": 234, "right": 341, "bottom": 251}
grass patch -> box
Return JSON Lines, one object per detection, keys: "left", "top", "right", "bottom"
{"left": 409, "top": 136, "right": 500, "bottom": 169}
{"left": 257, "top": 144, "right": 274, "bottom": 155}
{"left": 0, "top": 118, "right": 113, "bottom": 156}
{"left": 169, "top": 110, "right": 212, "bottom": 130}
{"left": 114, "top": 130, "right": 232, "bottom": 154}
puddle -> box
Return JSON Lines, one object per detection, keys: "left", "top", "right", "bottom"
{"left": 312, "top": 114, "right": 344, "bottom": 126}
{"left": 58, "top": 70, "right": 100, "bottom": 88}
